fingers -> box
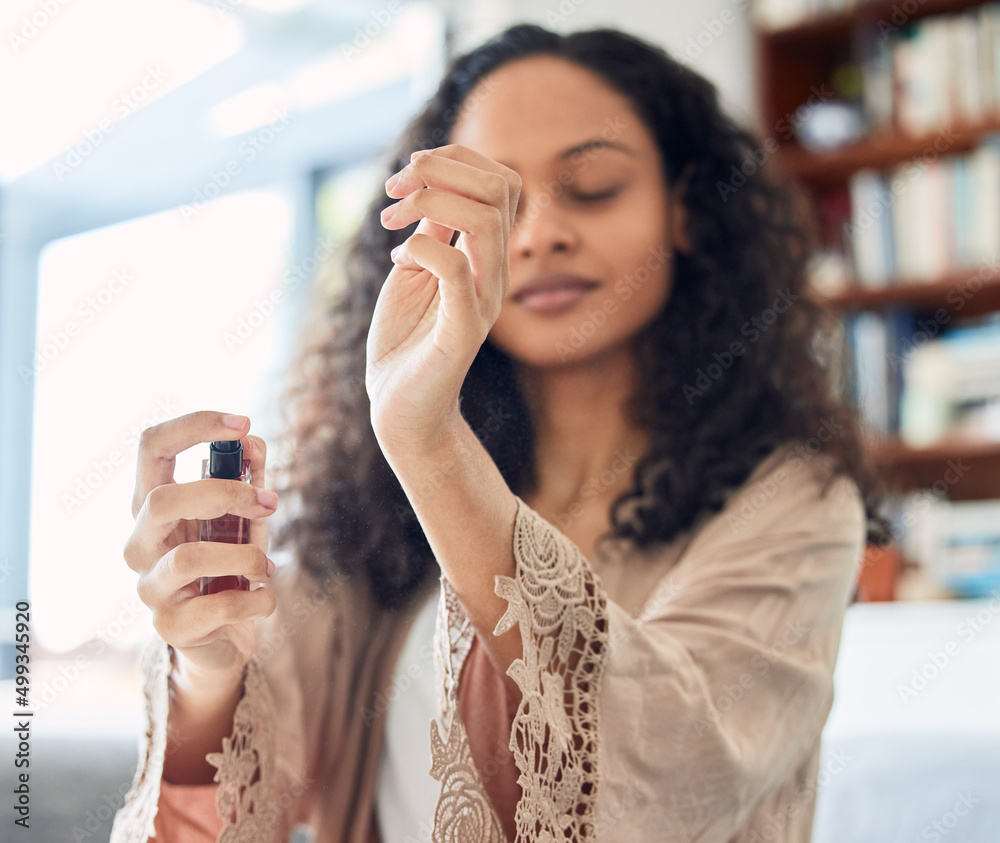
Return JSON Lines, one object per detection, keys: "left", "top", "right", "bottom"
{"left": 384, "top": 146, "right": 521, "bottom": 242}
{"left": 382, "top": 185, "right": 506, "bottom": 246}
{"left": 382, "top": 145, "right": 519, "bottom": 306}
{"left": 399, "top": 145, "right": 521, "bottom": 219}
{"left": 125, "top": 476, "right": 277, "bottom": 575}
{"left": 151, "top": 584, "right": 277, "bottom": 653}
{"left": 133, "top": 411, "right": 250, "bottom": 519}
{"left": 244, "top": 435, "right": 270, "bottom": 553}
{"left": 389, "top": 233, "right": 477, "bottom": 309}
{"left": 387, "top": 150, "right": 514, "bottom": 227}
{"left": 137, "top": 540, "right": 274, "bottom": 607}
{"left": 145, "top": 477, "right": 276, "bottom": 536}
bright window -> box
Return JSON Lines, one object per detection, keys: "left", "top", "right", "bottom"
{"left": 30, "top": 189, "right": 294, "bottom": 659}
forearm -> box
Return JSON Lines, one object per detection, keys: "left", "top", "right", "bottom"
{"left": 378, "top": 413, "right": 523, "bottom": 690}
{"left": 162, "top": 655, "right": 243, "bottom": 784}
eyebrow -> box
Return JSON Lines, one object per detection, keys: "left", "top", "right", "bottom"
{"left": 557, "top": 138, "right": 636, "bottom": 160}
{"left": 495, "top": 138, "right": 636, "bottom": 171}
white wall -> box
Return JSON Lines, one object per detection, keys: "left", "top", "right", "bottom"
{"left": 444, "top": 0, "right": 760, "bottom": 134}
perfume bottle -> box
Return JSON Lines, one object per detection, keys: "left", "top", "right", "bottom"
{"left": 199, "top": 439, "right": 251, "bottom": 595}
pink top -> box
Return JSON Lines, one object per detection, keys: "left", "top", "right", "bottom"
{"left": 111, "top": 439, "right": 865, "bottom": 842}
{"left": 152, "top": 626, "right": 523, "bottom": 842}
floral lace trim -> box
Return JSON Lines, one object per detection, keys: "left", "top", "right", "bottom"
{"left": 206, "top": 653, "right": 280, "bottom": 841}
{"left": 430, "top": 579, "right": 508, "bottom": 842}
{"left": 429, "top": 494, "right": 610, "bottom": 842}
{"left": 110, "top": 635, "right": 172, "bottom": 842}
{"left": 109, "top": 637, "right": 280, "bottom": 842}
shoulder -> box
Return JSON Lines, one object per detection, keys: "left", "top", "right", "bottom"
{"left": 682, "top": 439, "right": 866, "bottom": 561}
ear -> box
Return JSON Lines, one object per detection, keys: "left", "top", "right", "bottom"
{"left": 668, "top": 164, "right": 694, "bottom": 255}
{"left": 669, "top": 196, "right": 692, "bottom": 254}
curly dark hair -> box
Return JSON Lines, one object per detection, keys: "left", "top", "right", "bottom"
{"left": 270, "top": 23, "right": 889, "bottom": 610}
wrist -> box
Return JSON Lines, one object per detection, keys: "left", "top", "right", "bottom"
{"left": 374, "top": 403, "right": 469, "bottom": 466}
{"left": 168, "top": 646, "right": 245, "bottom": 712}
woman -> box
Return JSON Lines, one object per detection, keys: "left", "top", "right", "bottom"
{"left": 112, "top": 23, "right": 886, "bottom": 843}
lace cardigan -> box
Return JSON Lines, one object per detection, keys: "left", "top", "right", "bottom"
{"left": 110, "top": 440, "right": 866, "bottom": 842}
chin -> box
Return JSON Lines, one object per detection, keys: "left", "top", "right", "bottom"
{"left": 487, "top": 330, "right": 633, "bottom": 372}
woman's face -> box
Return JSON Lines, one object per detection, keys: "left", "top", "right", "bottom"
{"left": 450, "top": 55, "right": 689, "bottom": 370}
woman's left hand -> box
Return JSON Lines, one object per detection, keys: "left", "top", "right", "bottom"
{"left": 366, "top": 144, "right": 521, "bottom": 456}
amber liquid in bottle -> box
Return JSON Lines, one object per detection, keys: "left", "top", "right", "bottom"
{"left": 199, "top": 441, "right": 251, "bottom": 595}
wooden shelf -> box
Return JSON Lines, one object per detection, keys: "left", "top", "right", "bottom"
{"left": 866, "top": 436, "right": 1000, "bottom": 499}
{"left": 756, "top": 0, "right": 989, "bottom": 43}
{"left": 773, "top": 117, "right": 1000, "bottom": 186}
{"left": 811, "top": 266, "right": 1000, "bottom": 316}
{"left": 756, "top": 0, "right": 1000, "bottom": 504}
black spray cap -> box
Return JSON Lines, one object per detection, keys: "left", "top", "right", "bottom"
{"left": 208, "top": 439, "right": 244, "bottom": 479}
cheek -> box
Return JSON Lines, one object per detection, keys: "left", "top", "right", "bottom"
{"left": 606, "top": 258, "right": 671, "bottom": 331}
{"left": 604, "top": 215, "right": 672, "bottom": 313}
{"left": 600, "top": 183, "right": 670, "bottom": 278}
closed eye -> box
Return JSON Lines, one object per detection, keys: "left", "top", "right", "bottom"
{"left": 572, "top": 187, "right": 620, "bottom": 203}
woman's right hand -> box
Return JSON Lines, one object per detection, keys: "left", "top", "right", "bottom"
{"left": 124, "top": 410, "right": 279, "bottom": 689}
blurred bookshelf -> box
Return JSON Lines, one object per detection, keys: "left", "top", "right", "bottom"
{"left": 754, "top": 0, "right": 1000, "bottom": 600}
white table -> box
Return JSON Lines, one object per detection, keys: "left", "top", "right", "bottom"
{"left": 813, "top": 596, "right": 1000, "bottom": 842}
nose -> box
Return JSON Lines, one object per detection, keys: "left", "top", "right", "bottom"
{"left": 509, "top": 188, "right": 580, "bottom": 260}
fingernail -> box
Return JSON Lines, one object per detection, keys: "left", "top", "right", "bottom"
{"left": 385, "top": 172, "right": 400, "bottom": 192}
{"left": 380, "top": 202, "right": 398, "bottom": 223}
{"left": 411, "top": 149, "right": 430, "bottom": 160}
{"left": 266, "top": 557, "right": 275, "bottom": 577}
{"left": 223, "top": 414, "right": 249, "bottom": 430}
{"left": 390, "top": 244, "right": 403, "bottom": 261}
{"left": 257, "top": 488, "right": 278, "bottom": 509}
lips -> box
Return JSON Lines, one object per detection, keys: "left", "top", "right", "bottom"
{"left": 511, "top": 274, "right": 600, "bottom": 313}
